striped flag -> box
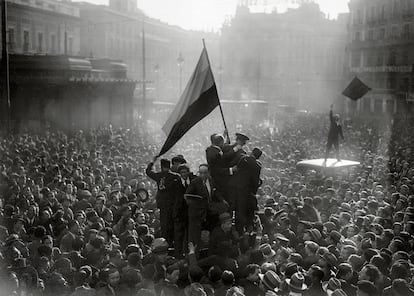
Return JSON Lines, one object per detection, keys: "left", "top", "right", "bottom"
{"left": 158, "top": 47, "right": 220, "bottom": 156}
{"left": 342, "top": 76, "right": 371, "bottom": 101}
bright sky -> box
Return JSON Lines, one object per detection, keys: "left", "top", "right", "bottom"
{"left": 75, "top": 0, "right": 349, "bottom": 31}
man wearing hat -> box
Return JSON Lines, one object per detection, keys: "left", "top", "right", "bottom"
{"left": 209, "top": 212, "right": 236, "bottom": 256}
{"left": 146, "top": 158, "right": 180, "bottom": 245}
{"left": 206, "top": 133, "right": 238, "bottom": 201}
{"left": 231, "top": 147, "right": 263, "bottom": 235}
{"left": 259, "top": 270, "right": 281, "bottom": 294}
{"left": 286, "top": 272, "right": 308, "bottom": 295}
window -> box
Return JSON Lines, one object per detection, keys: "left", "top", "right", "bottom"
{"left": 37, "top": 33, "right": 43, "bottom": 53}
{"left": 370, "top": 6, "right": 376, "bottom": 21}
{"left": 378, "top": 28, "right": 386, "bottom": 39}
{"left": 50, "top": 34, "right": 56, "bottom": 53}
{"left": 402, "top": 24, "right": 410, "bottom": 38}
{"left": 381, "top": 4, "right": 386, "bottom": 19}
{"left": 376, "top": 52, "right": 384, "bottom": 66}
{"left": 392, "top": 26, "right": 399, "bottom": 38}
{"left": 388, "top": 50, "right": 397, "bottom": 65}
{"left": 351, "top": 51, "right": 361, "bottom": 67}
{"left": 357, "top": 9, "right": 363, "bottom": 24}
{"left": 393, "top": 0, "right": 399, "bottom": 17}
{"left": 23, "top": 30, "right": 30, "bottom": 53}
{"left": 368, "top": 30, "right": 374, "bottom": 40}
{"left": 400, "top": 77, "right": 409, "bottom": 92}
{"left": 355, "top": 31, "right": 361, "bottom": 41}
{"left": 8, "top": 27, "right": 15, "bottom": 51}
{"left": 68, "top": 37, "right": 73, "bottom": 55}
{"left": 401, "top": 50, "right": 409, "bottom": 65}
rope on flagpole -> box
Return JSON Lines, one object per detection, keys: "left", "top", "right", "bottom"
{"left": 202, "top": 38, "right": 230, "bottom": 142}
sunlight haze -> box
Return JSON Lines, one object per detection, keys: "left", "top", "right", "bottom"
{"left": 73, "top": 0, "right": 350, "bottom": 31}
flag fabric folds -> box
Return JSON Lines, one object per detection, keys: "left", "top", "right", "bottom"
{"left": 158, "top": 48, "right": 220, "bottom": 157}
{"left": 342, "top": 76, "right": 372, "bottom": 101}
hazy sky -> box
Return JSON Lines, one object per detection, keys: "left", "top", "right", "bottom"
{"left": 75, "top": 0, "right": 349, "bottom": 31}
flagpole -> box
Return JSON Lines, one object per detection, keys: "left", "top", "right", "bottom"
{"left": 202, "top": 39, "right": 229, "bottom": 139}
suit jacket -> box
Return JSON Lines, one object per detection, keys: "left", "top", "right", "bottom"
{"left": 230, "top": 155, "right": 262, "bottom": 192}
{"left": 185, "top": 177, "right": 217, "bottom": 212}
{"left": 222, "top": 144, "right": 247, "bottom": 167}
{"left": 206, "top": 145, "right": 235, "bottom": 193}
{"left": 145, "top": 163, "right": 180, "bottom": 208}
{"left": 173, "top": 174, "right": 196, "bottom": 220}
{"left": 328, "top": 110, "right": 344, "bottom": 141}
{"left": 24, "top": 216, "right": 38, "bottom": 231}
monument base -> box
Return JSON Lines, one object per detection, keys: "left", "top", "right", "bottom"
{"left": 297, "top": 158, "right": 361, "bottom": 169}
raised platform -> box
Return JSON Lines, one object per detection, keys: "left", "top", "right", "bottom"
{"left": 297, "top": 158, "right": 361, "bottom": 169}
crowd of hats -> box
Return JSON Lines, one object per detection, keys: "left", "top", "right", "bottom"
{"left": 0, "top": 113, "right": 413, "bottom": 296}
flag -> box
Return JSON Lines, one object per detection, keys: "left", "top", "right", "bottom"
{"left": 342, "top": 76, "right": 372, "bottom": 101}
{"left": 158, "top": 47, "right": 220, "bottom": 156}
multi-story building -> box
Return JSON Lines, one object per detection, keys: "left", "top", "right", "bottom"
{"left": 346, "top": 0, "right": 414, "bottom": 114}
{"left": 220, "top": 3, "right": 348, "bottom": 111}
{"left": 0, "top": 0, "right": 80, "bottom": 55}
{"left": 77, "top": 0, "right": 219, "bottom": 101}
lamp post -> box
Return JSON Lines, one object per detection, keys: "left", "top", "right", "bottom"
{"left": 297, "top": 80, "right": 302, "bottom": 108}
{"left": 154, "top": 64, "right": 160, "bottom": 101}
{"left": 177, "top": 52, "right": 184, "bottom": 97}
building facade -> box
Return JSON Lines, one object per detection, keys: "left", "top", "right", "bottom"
{"left": 1, "top": 0, "right": 80, "bottom": 55}
{"left": 346, "top": 0, "right": 414, "bottom": 114}
{"left": 220, "top": 3, "right": 348, "bottom": 111}
{"left": 77, "top": 0, "right": 219, "bottom": 101}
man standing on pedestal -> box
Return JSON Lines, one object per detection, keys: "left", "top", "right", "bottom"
{"left": 146, "top": 158, "right": 180, "bottom": 245}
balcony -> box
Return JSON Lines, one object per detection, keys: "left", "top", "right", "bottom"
{"left": 350, "top": 65, "right": 413, "bottom": 74}
{"left": 349, "top": 36, "right": 414, "bottom": 49}
{"left": 8, "top": 0, "right": 80, "bottom": 17}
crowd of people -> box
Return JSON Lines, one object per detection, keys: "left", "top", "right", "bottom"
{"left": 0, "top": 108, "right": 413, "bottom": 296}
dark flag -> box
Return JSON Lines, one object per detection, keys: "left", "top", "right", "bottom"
{"left": 158, "top": 47, "right": 220, "bottom": 156}
{"left": 342, "top": 76, "right": 372, "bottom": 101}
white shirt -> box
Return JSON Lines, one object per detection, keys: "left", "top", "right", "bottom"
{"left": 204, "top": 179, "right": 211, "bottom": 197}
{"left": 181, "top": 178, "right": 189, "bottom": 187}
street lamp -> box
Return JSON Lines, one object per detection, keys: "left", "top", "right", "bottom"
{"left": 154, "top": 64, "right": 160, "bottom": 101}
{"left": 177, "top": 52, "right": 184, "bottom": 96}
{"left": 297, "top": 80, "right": 302, "bottom": 108}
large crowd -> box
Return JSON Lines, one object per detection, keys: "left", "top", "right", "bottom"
{"left": 0, "top": 108, "right": 413, "bottom": 296}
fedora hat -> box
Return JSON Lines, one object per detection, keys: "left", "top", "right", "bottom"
{"left": 259, "top": 270, "right": 281, "bottom": 292}
{"left": 322, "top": 277, "right": 342, "bottom": 296}
{"left": 286, "top": 272, "right": 307, "bottom": 292}
{"left": 259, "top": 243, "right": 276, "bottom": 259}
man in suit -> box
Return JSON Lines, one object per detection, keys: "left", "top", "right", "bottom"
{"left": 206, "top": 134, "right": 237, "bottom": 202}
{"left": 185, "top": 164, "right": 218, "bottom": 248}
{"left": 233, "top": 148, "right": 263, "bottom": 235}
{"left": 325, "top": 104, "right": 345, "bottom": 162}
{"left": 173, "top": 164, "right": 196, "bottom": 258}
{"left": 146, "top": 158, "right": 180, "bottom": 245}
{"left": 225, "top": 133, "right": 250, "bottom": 212}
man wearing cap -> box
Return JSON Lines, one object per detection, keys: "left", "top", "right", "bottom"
{"left": 146, "top": 158, "right": 180, "bottom": 245}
